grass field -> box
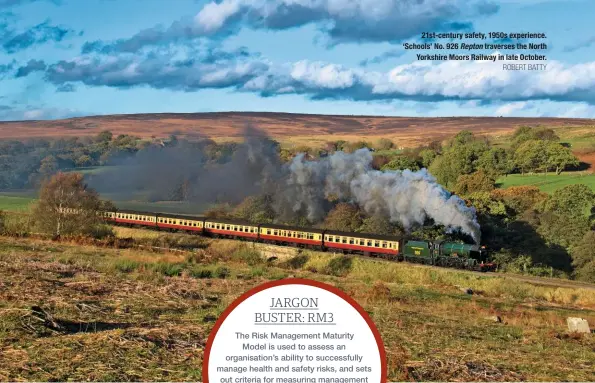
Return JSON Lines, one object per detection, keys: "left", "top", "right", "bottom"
{"left": 497, "top": 171, "right": 595, "bottom": 193}
{"left": 0, "top": 191, "right": 208, "bottom": 215}
{"left": 0, "top": 195, "right": 34, "bottom": 211}
{"left": 0, "top": 233, "right": 593, "bottom": 381}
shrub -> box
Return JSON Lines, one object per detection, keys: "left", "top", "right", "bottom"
{"left": 87, "top": 224, "right": 115, "bottom": 239}
{"left": 375, "top": 138, "right": 394, "bottom": 151}
{"left": 233, "top": 247, "right": 264, "bottom": 266}
{"left": 114, "top": 259, "right": 141, "bottom": 273}
{"left": 189, "top": 266, "right": 213, "bottom": 279}
{"left": 281, "top": 254, "right": 309, "bottom": 270}
{"left": 324, "top": 255, "right": 353, "bottom": 277}
{"left": 214, "top": 266, "right": 230, "bottom": 279}
{"left": 1, "top": 212, "right": 33, "bottom": 237}
{"left": 151, "top": 262, "right": 184, "bottom": 276}
{"left": 250, "top": 266, "right": 266, "bottom": 278}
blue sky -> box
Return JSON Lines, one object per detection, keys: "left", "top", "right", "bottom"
{"left": 1, "top": 0, "right": 594, "bottom": 120}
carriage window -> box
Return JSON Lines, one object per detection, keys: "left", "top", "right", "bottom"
{"left": 382, "top": 242, "right": 387, "bottom": 248}
{"left": 349, "top": 238, "right": 354, "bottom": 244}
{"left": 342, "top": 237, "right": 347, "bottom": 243}
{"left": 266, "top": 229, "right": 271, "bottom": 235}
{"left": 367, "top": 240, "right": 372, "bottom": 246}
{"left": 375, "top": 241, "right": 380, "bottom": 247}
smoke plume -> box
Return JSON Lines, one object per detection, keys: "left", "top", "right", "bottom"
{"left": 90, "top": 125, "right": 481, "bottom": 242}
{"left": 278, "top": 149, "right": 481, "bottom": 243}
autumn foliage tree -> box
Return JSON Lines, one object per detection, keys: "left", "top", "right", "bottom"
{"left": 453, "top": 170, "right": 496, "bottom": 195}
{"left": 571, "top": 231, "right": 595, "bottom": 282}
{"left": 489, "top": 186, "right": 548, "bottom": 215}
{"left": 32, "top": 172, "right": 113, "bottom": 239}
{"left": 322, "top": 203, "right": 363, "bottom": 232}
{"left": 233, "top": 195, "right": 276, "bottom": 223}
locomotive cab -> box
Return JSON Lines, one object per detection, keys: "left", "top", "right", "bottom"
{"left": 478, "top": 246, "right": 489, "bottom": 263}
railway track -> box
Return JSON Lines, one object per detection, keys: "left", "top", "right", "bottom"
{"left": 114, "top": 225, "right": 595, "bottom": 292}
{"left": 346, "top": 252, "right": 595, "bottom": 291}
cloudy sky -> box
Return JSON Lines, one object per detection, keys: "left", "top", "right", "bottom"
{"left": 1, "top": 0, "right": 594, "bottom": 120}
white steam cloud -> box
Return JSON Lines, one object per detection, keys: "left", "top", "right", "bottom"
{"left": 282, "top": 148, "right": 481, "bottom": 243}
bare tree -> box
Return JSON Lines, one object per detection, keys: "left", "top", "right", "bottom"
{"left": 32, "top": 172, "right": 112, "bottom": 239}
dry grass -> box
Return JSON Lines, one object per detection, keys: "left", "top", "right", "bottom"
{"left": 1, "top": 113, "right": 593, "bottom": 148}
{"left": 0, "top": 235, "right": 593, "bottom": 381}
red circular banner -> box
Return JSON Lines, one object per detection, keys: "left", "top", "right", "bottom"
{"left": 203, "top": 278, "right": 387, "bottom": 383}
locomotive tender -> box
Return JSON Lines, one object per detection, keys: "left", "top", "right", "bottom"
{"left": 104, "top": 209, "right": 496, "bottom": 272}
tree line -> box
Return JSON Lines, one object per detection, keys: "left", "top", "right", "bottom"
{"left": 0, "top": 131, "right": 240, "bottom": 190}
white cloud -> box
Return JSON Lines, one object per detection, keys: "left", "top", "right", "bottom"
{"left": 493, "top": 100, "right": 595, "bottom": 118}
{"left": 290, "top": 61, "right": 356, "bottom": 89}
{"left": 0, "top": 105, "right": 84, "bottom": 121}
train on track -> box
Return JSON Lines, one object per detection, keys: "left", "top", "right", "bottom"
{"left": 103, "top": 209, "right": 497, "bottom": 272}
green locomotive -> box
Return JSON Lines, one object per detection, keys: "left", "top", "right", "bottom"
{"left": 401, "top": 240, "right": 494, "bottom": 271}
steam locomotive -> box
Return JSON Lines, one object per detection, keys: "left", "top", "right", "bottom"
{"left": 103, "top": 209, "right": 496, "bottom": 272}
